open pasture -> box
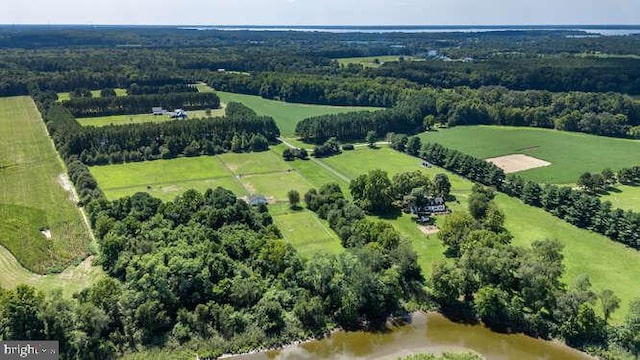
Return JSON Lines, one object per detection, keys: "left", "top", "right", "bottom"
{"left": 89, "top": 143, "right": 640, "bottom": 321}
{"left": 77, "top": 108, "right": 224, "bottom": 127}
{"left": 420, "top": 126, "right": 640, "bottom": 184}
{"left": 57, "top": 88, "right": 127, "bottom": 102}
{"left": 270, "top": 205, "right": 343, "bottom": 256}
{"left": 601, "top": 185, "right": 640, "bottom": 212}
{"left": 197, "top": 84, "right": 381, "bottom": 137}
{"left": 308, "top": 147, "right": 640, "bottom": 322}
{"left": 337, "top": 55, "right": 422, "bottom": 68}
{"left": 0, "top": 96, "right": 92, "bottom": 274}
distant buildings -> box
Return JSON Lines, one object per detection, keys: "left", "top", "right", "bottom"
{"left": 152, "top": 107, "right": 188, "bottom": 119}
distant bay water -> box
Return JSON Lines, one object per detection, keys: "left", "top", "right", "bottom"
{"left": 179, "top": 25, "right": 640, "bottom": 36}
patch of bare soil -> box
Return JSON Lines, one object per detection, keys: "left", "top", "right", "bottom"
{"left": 418, "top": 225, "right": 440, "bottom": 236}
{"left": 485, "top": 154, "right": 551, "bottom": 173}
{"left": 57, "top": 173, "right": 79, "bottom": 202}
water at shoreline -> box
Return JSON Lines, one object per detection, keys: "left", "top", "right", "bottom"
{"left": 226, "top": 312, "right": 592, "bottom": 360}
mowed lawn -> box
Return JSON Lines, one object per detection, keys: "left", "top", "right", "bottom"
{"left": 0, "top": 97, "right": 92, "bottom": 274}
{"left": 420, "top": 126, "right": 640, "bottom": 184}
{"left": 90, "top": 151, "right": 314, "bottom": 203}
{"left": 601, "top": 185, "right": 640, "bottom": 212}
{"left": 90, "top": 156, "right": 248, "bottom": 202}
{"left": 77, "top": 109, "right": 224, "bottom": 127}
{"left": 57, "top": 88, "right": 127, "bottom": 102}
{"left": 306, "top": 147, "right": 640, "bottom": 322}
{"left": 197, "top": 83, "right": 381, "bottom": 137}
{"left": 270, "top": 204, "right": 342, "bottom": 257}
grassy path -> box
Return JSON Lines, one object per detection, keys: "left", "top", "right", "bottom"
{"left": 0, "top": 242, "right": 102, "bottom": 297}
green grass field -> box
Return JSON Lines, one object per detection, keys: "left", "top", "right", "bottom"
{"left": 57, "top": 88, "right": 127, "bottom": 102}
{"left": 337, "top": 55, "right": 422, "bottom": 68}
{"left": 305, "top": 147, "right": 640, "bottom": 322}
{"left": 601, "top": 185, "right": 640, "bottom": 212}
{"left": 0, "top": 97, "right": 92, "bottom": 275}
{"left": 420, "top": 126, "right": 640, "bottom": 184}
{"left": 87, "top": 136, "right": 640, "bottom": 322}
{"left": 77, "top": 109, "right": 224, "bottom": 127}
{"left": 270, "top": 204, "right": 343, "bottom": 257}
{"left": 197, "top": 83, "right": 381, "bottom": 136}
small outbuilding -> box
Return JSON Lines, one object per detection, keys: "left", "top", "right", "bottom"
{"left": 248, "top": 194, "right": 268, "bottom": 206}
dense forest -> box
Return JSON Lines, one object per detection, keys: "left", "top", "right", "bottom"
{"left": 296, "top": 87, "right": 640, "bottom": 142}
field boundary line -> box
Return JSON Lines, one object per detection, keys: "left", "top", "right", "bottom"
{"left": 278, "top": 138, "right": 351, "bottom": 183}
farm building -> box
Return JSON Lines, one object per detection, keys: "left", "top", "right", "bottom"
{"left": 247, "top": 194, "right": 268, "bottom": 206}
{"left": 168, "top": 109, "right": 188, "bottom": 119}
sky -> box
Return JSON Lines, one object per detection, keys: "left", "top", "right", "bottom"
{"left": 3, "top": 0, "right": 640, "bottom": 25}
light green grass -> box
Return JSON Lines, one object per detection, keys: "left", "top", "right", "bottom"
{"left": 88, "top": 145, "right": 640, "bottom": 321}
{"left": 500, "top": 193, "right": 640, "bottom": 322}
{"left": 0, "top": 96, "right": 92, "bottom": 274}
{"left": 218, "top": 151, "right": 291, "bottom": 175}
{"left": 77, "top": 109, "right": 224, "bottom": 127}
{"left": 271, "top": 205, "right": 343, "bottom": 257}
{"left": 0, "top": 245, "right": 103, "bottom": 297}
{"left": 57, "top": 88, "right": 127, "bottom": 102}
{"left": 420, "top": 126, "right": 640, "bottom": 184}
{"left": 337, "top": 55, "right": 421, "bottom": 68}
{"left": 306, "top": 147, "right": 639, "bottom": 322}
{"left": 89, "top": 156, "right": 247, "bottom": 202}
{"left": 601, "top": 185, "right": 640, "bottom": 212}
{"left": 197, "top": 83, "right": 381, "bottom": 136}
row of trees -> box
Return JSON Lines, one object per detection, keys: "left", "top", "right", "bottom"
{"left": 62, "top": 92, "right": 220, "bottom": 117}
{"left": 205, "top": 72, "right": 415, "bottom": 107}
{"left": 373, "top": 56, "right": 640, "bottom": 94}
{"left": 43, "top": 101, "right": 279, "bottom": 165}
{"left": 415, "top": 142, "right": 640, "bottom": 249}
{"left": 295, "top": 91, "right": 435, "bottom": 143}
{"left": 431, "top": 185, "right": 640, "bottom": 354}
{"left": 295, "top": 86, "right": 640, "bottom": 143}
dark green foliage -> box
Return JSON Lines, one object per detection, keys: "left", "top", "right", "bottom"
{"left": 350, "top": 169, "right": 393, "bottom": 214}
{"left": 418, "top": 142, "right": 640, "bottom": 249}
{"left": 127, "top": 83, "right": 197, "bottom": 95}
{"left": 41, "top": 102, "right": 279, "bottom": 165}
{"left": 312, "top": 137, "right": 341, "bottom": 158}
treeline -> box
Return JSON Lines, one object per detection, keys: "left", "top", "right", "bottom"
{"left": 295, "top": 92, "right": 435, "bottom": 143}
{"left": 430, "top": 185, "right": 638, "bottom": 352}
{"left": 416, "top": 142, "right": 640, "bottom": 249}
{"left": 126, "top": 83, "right": 197, "bottom": 95}
{"left": 62, "top": 92, "right": 220, "bottom": 117}
{"left": 373, "top": 56, "right": 640, "bottom": 94}
{"left": 296, "top": 87, "right": 640, "bottom": 143}
{"left": 205, "top": 72, "right": 414, "bottom": 107}
{"left": 0, "top": 188, "right": 423, "bottom": 359}
{"left": 49, "top": 103, "right": 279, "bottom": 165}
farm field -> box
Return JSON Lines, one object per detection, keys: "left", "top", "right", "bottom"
{"left": 601, "top": 185, "right": 640, "bottom": 212}
{"left": 0, "top": 96, "right": 92, "bottom": 274}
{"left": 270, "top": 204, "right": 343, "bottom": 257}
{"left": 197, "top": 83, "right": 381, "bottom": 136}
{"left": 419, "top": 125, "right": 640, "bottom": 184}
{"left": 88, "top": 140, "right": 640, "bottom": 322}
{"left": 0, "top": 247, "right": 103, "bottom": 297}
{"left": 307, "top": 147, "right": 640, "bottom": 322}
{"left": 57, "top": 88, "right": 127, "bottom": 101}
{"left": 337, "top": 55, "right": 422, "bottom": 68}
{"left": 90, "top": 151, "right": 316, "bottom": 203}
{"left": 77, "top": 108, "right": 224, "bottom": 127}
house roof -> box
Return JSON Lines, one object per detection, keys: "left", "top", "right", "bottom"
{"left": 248, "top": 194, "right": 268, "bottom": 206}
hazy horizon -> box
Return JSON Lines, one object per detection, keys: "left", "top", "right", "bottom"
{"left": 3, "top": 0, "right": 640, "bottom": 26}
